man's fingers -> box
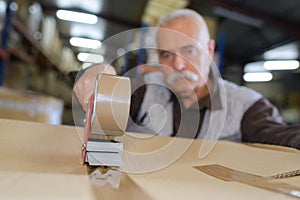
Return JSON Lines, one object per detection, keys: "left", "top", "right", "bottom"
{"left": 76, "top": 75, "right": 95, "bottom": 111}
{"left": 73, "top": 64, "right": 116, "bottom": 111}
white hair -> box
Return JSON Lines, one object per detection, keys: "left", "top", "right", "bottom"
{"left": 156, "top": 9, "right": 211, "bottom": 42}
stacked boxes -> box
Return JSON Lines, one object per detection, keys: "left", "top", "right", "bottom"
{"left": 0, "top": 87, "right": 64, "bottom": 125}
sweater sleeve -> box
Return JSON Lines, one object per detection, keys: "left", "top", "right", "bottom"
{"left": 241, "top": 98, "right": 300, "bottom": 149}
{"left": 67, "top": 71, "right": 78, "bottom": 86}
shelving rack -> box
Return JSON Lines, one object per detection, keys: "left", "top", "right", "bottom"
{"left": 0, "top": 0, "right": 76, "bottom": 124}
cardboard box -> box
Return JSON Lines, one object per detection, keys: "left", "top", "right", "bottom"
{"left": 0, "top": 118, "right": 299, "bottom": 199}
{"left": 0, "top": 87, "right": 64, "bottom": 124}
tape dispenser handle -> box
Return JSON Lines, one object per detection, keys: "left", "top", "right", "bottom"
{"left": 82, "top": 94, "right": 95, "bottom": 165}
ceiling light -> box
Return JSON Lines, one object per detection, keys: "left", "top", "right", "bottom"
{"left": 0, "top": 1, "right": 6, "bottom": 13}
{"left": 56, "top": 0, "right": 103, "bottom": 13}
{"left": 81, "top": 62, "right": 93, "bottom": 69}
{"left": 263, "top": 43, "right": 299, "bottom": 60}
{"left": 244, "top": 61, "right": 266, "bottom": 73}
{"left": 70, "top": 37, "right": 102, "bottom": 49}
{"left": 77, "top": 53, "right": 104, "bottom": 63}
{"left": 56, "top": 9, "right": 98, "bottom": 24}
{"left": 70, "top": 22, "right": 106, "bottom": 41}
{"left": 263, "top": 60, "right": 299, "bottom": 71}
{"left": 243, "top": 72, "right": 273, "bottom": 82}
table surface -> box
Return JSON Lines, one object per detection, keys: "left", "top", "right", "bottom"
{"left": 0, "top": 118, "right": 299, "bottom": 200}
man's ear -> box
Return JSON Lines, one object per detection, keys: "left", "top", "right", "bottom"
{"left": 208, "top": 39, "right": 215, "bottom": 58}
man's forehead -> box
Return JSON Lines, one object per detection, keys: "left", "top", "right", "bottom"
{"left": 157, "top": 31, "right": 194, "bottom": 48}
{"left": 156, "top": 36, "right": 205, "bottom": 53}
{"left": 156, "top": 28, "right": 205, "bottom": 50}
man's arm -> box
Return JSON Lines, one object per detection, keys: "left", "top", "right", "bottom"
{"left": 241, "top": 98, "right": 300, "bottom": 149}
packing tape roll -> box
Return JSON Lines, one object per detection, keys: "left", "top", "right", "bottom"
{"left": 91, "top": 74, "right": 131, "bottom": 136}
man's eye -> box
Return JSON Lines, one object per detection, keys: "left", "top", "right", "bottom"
{"left": 160, "top": 51, "right": 173, "bottom": 60}
{"left": 183, "top": 47, "right": 197, "bottom": 56}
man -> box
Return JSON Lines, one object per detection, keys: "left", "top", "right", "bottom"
{"left": 73, "top": 9, "right": 300, "bottom": 149}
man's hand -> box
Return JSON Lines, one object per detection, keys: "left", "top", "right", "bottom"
{"left": 73, "top": 64, "right": 116, "bottom": 111}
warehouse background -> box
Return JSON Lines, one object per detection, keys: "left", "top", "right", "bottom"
{"left": 0, "top": 0, "right": 299, "bottom": 125}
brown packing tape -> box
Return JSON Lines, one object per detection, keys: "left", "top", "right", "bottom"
{"left": 269, "top": 169, "right": 300, "bottom": 179}
{"left": 91, "top": 74, "right": 131, "bottom": 136}
{"left": 194, "top": 164, "right": 300, "bottom": 199}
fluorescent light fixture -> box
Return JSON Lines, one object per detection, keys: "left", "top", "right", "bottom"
{"left": 244, "top": 61, "right": 266, "bottom": 73}
{"left": 264, "top": 60, "right": 299, "bottom": 71}
{"left": 81, "top": 62, "right": 93, "bottom": 69}
{"left": 70, "top": 37, "right": 102, "bottom": 49}
{"left": 70, "top": 22, "right": 106, "bottom": 41}
{"left": 56, "top": 10, "right": 98, "bottom": 24}
{"left": 0, "top": 1, "right": 6, "bottom": 14}
{"left": 263, "top": 43, "right": 299, "bottom": 60}
{"left": 56, "top": 0, "right": 103, "bottom": 13}
{"left": 243, "top": 72, "right": 273, "bottom": 82}
{"left": 77, "top": 53, "right": 104, "bottom": 63}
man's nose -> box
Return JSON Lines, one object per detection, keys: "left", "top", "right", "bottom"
{"left": 173, "top": 54, "right": 185, "bottom": 71}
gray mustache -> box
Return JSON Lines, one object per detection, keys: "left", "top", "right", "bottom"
{"left": 167, "top": 70, "right": 199, "bottom": 85}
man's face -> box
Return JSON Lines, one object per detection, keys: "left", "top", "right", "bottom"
{"left": 157, "top": 18, "right": 213, "bottom": 99}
